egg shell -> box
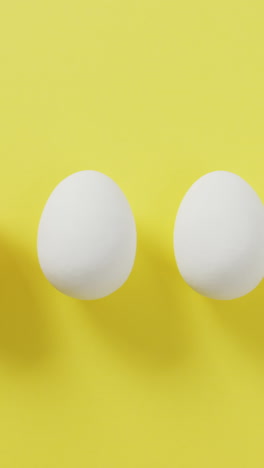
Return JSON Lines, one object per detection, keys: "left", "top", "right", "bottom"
{"left": 37, "top": 170, "right": 137, "bottom": 300}
{"left": 174, "top": 171, "right": 264, "bottom": 300}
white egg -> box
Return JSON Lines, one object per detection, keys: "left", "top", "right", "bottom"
{"left": 174, "top": 171, "right": 264, "bottom": 300}
{"left": 37, "top": 171, "right": 137, "bottom": 300}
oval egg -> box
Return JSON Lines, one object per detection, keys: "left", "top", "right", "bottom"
{"left": 37, "top": 170, "right": 137, "bottom": 300}
{"left": 174, "top": 171, "right": 264, "bottom": 300}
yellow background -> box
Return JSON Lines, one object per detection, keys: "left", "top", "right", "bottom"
{"left": 0, "top": 1, "right": 264, "bottom": 467}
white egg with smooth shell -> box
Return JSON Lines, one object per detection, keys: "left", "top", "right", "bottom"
{"left": 37, "top": 171, "right": 137, "bottom": 300}
{"left": 174, "top": 171, "right": 264, "bottom": 300}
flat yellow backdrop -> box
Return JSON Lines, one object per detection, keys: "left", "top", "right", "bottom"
{"left": 0, "top": 1, "right": 264, "bottom": 467}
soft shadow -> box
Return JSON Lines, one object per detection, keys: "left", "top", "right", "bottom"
{"left": 0, "top": 235, "right": 54, "bottom": 367}
{"left": 210, "top": 281, "right": 264, "bottom": 358}
{"left": 79, "top": 231, "right": 197, "bottom": 371}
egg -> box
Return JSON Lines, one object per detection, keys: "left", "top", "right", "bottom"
{"left": 174, "top": 171, "right": 264, "bottom": 300}
{"left": 37, "top": 171, "right": 137, "bottom": 300}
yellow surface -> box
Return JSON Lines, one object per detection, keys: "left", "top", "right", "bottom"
{"left": 0, "top": 1, "right": 264, "bottom": 467}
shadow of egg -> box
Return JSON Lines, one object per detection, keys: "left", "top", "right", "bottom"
{"left": 79, "top": 229, "right": 197, "bottom": 371}
{"left": 0, "top": 235, "right": 54, "bottom": 367}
